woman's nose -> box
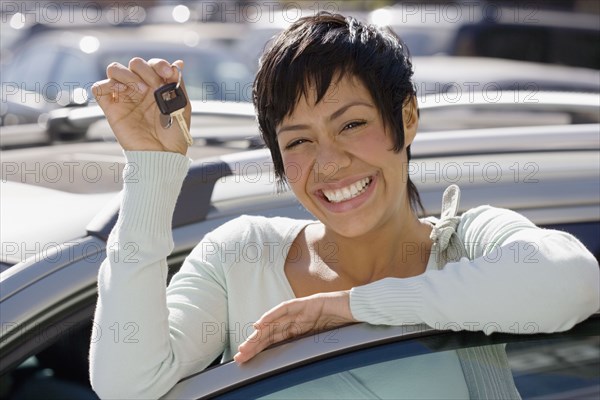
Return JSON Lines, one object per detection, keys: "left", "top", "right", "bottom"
{"left": 313, "top": 140, "right": 351, "bottom": 179}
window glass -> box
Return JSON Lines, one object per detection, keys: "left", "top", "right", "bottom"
{"left": 0, "top": 250, "right": 191, "bottom": 400}
{"left": 257, "top": 349, "right": 469, "bottom": 399}
{"left": 508, "top": 336, "right": 600, "bottom": 398}
{"left": 218, "top": 323, "right": 599, "bottom": 400}
{"left": 53, "top": 51, "right": 98, "bottom": 92}
{"left": 4, "top": 43, "right": 58, "bottom": 92}
{"left": 99, "top": 49, "right": 252, "bottom": 103}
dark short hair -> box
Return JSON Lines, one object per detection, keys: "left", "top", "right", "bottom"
{"left": 253, "top": 12, "right": 424, "bottom": 214}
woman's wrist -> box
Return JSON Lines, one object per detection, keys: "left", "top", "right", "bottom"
{"left": 116, "top": 151, "right": 191, "bottom": 234}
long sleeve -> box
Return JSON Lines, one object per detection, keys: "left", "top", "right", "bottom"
{"left": 349, "top": 206, "right": 599, "bottom": 334}
{"left": 89, "top": 151, "right": 227, "bottom": 399}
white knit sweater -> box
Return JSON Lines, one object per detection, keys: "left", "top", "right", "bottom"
{"left": 89, "top": 151, "right": 599, "bottom": 399}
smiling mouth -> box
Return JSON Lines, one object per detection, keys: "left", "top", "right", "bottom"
{"left": 321, "top": 177, "right": 373, "bottom": 203}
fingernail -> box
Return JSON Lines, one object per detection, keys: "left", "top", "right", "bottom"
{"left": 162, "top": 66, "right": 173, "bottom": 78}
{"left": 137, "top": 82, "right": 147, "bottom": 93}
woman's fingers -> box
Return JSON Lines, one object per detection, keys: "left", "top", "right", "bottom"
{"left": 234, "top": 321, "right": 305, "bottom": 364}
{"left": 92, "top": 79, "right": 117, "bottom": 99}
{"left": 91, "top": 57, "right": 190, "bottom": 154}
{"left": 106, "top": 62, "right": 147, "bottom": 91}
{"left": 148, "top": 58, "right": 179, "bottom": 82}
{"left": 91, "top": 79, "right": 133, "bottom": 111}
{"left": 234, "top": 292, "right": 355, "bottom": 364}
{"left": 253, "top": 302, "right": 292, "bottom": 328}
{"left": 235, "top": 301, "right": 318, "bottom": 364}
{"left": 100, "top": 58, "right": 186, "bottom": 104}
{"left": 103, "top": 61, "right": 149, "bottom": 106}
{"left": 128, "top": 57, "right": 165, "bottom": 90}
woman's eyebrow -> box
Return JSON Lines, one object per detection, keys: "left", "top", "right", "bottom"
{"left": 329, "top": 101, "right": 374, "bottom": 121}
{"left": 277, "top": 123, "right": 310, "bottom": 136}
{"left": 277, "top": 101, "right": 373, "bottom": 135}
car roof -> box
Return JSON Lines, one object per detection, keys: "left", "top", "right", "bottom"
{"left": 412, "top": 57, "right": 600, "bottom": 94}
{"left": 84, "top": 122, "right": 600, "bottom": 241}
{"left": 20, "top": 26, "right": 241, "bottom": 57}
{"left": 164, "top": 322, "right": 438, "bottom": 399}
{"left": 0, "top": 141, "right": 244, "bottom": 265}
{"left": 369, "top": 4, "right": 599, "bottom": 30}
{"left": 11, "top": 21, "right": 246, "bottom": 47}
{"left": 0, "top": 181, "right": 116, "bottom": 265}
{"left": 37, "top": 91, "right": 600, "bottom": 145}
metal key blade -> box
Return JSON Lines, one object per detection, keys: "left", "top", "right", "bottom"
{"left": 171, "top": 109, "right": 193, "bottom": 146}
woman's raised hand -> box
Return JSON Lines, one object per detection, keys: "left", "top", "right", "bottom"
{"left": 92, "top": 58, "right": 191, "bottom": 155}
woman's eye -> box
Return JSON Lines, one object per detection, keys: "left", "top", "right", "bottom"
{"left": 343, "top": 121, "right": 366, "bottom": 131}
{"left": 285, "top": 139, "right": 307, "bottom": 150}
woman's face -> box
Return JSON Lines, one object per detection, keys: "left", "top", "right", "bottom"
{"left": 276, "top": 75, "right": 417, "bottom": 238}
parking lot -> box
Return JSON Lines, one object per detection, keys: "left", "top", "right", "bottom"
{"left": 1, "top": 1, "right": 599, "bottom": 399}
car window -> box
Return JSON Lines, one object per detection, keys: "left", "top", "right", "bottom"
{"left": 4, "top": 42, "right": 59, "bottom": 93}
{"left": 99, "top": 50, "right": 253, "bottom": 103}
{"left": 551, "top": 29, "right": 600, "bottom": 70}
{"left": 53, "top": 51, "right": 99, "bottom": 103}
{"left": 454, "top": 25, "right": 600, "bottom": 69}
{"left": 217, "top": 320, "right": 599, "bottom": 400}
{"left": 542, "top": 222, "right": 600, "bottom": 262}
{"left": 508, "top": 336, "right": 600, "bottom": 398}
{"left": 243, "top": 347, "right": 470, "bottom": 399}
{"left": 0, "top": 249, "right": 192, "bottom": 400}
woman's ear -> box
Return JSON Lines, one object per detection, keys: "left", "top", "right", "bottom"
{"left": 402, "top": 96, "right": 418, "bottom": 147}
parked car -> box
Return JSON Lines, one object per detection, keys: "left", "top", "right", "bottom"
{"left": 2, "top": 88, "right": 597, "bottom": 149}
{"left": 1, "top": 25, "right": 253, "bottom": 127}
{"left": 161, "top": 314, "right": 600, "bottom": 399}
{"left": 0, "top": 101, "right": 258, "bottom": 268}
{"left": 1, "top": 92, "right": 598, "bottom": 398}
{"left": 368, "top": 3, "right": 600, "bottom": 69}
{"left": 1, "top": 91, "right": 599, "bottom": 266}
{"left": 411, "top": 57, "right": 600, "bottom": 100}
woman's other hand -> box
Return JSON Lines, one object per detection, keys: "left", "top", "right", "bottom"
{"left": 234, "top": 291, "right": 357, "bottom": 364}
{"left": 92, "top": 58, "right": 191, "bottom": 155}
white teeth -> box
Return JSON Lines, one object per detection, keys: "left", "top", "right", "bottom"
{"left": 322, "top": 177, "right": 372, "bottom": 203}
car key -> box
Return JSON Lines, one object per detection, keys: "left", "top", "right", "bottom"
{"left": 153, "top": 69, "right": 193, "bottom": 146}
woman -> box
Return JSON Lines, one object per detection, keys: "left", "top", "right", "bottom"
{"left": 89, "top": 13, "right": 599, "bottom": 399}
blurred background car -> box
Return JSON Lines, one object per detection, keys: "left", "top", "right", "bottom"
{"left": 2, "top": 57, "right": 598, "bottom": 149}
{"left": 2, "top": 82, "right": 598, "bottom": 149}
{"left": 2, "top": 0, "right": 598, "bottom": 130}
{"left": 368, "top": 1, "right": 600, "bottom": 69}
{"left": 1, "top": 23, "right": 253, "bottom": 127}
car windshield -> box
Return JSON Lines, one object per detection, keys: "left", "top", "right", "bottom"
{"left": 99, "top": 49, "right": 253, "bottom": 102}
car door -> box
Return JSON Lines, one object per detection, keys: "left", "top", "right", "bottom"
{"left": 163, "top": 315, "right": 600, "bottom": 399}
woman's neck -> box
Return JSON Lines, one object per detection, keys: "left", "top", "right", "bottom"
{"left": 309, "top": 212, "right": 433, "bottom": 286}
